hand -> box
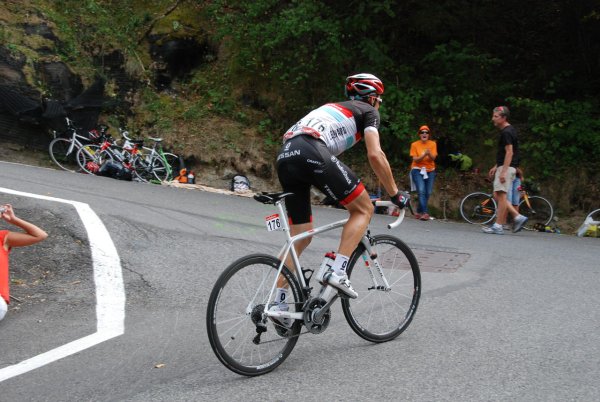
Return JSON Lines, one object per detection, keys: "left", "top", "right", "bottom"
{"left": 0, "top": 204, "right": 14, "bottom": 222}
{"left": 391, "top": 191, "right": 410, "bottom": 209}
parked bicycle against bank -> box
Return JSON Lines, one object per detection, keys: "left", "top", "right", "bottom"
{"left": 576, "top": 208, "right": 600, "bottom": 237}
{"left": 76, "top": 129, "right": 178, "bottom": 183}
{"left": 459, "top": 184, "right": 554, "bottom": 227}
{"left": 48, "top": 117, "right": 105, "bottom": 172}
{"left": 206, "top": 192, "right": 421, "bottom": 376}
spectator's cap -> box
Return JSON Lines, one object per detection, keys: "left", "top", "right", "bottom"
{"left": 493, "top": 106, "right": 510, "bottom": 118}
{"left": 418, "top": 125, "right": 430, "bottom": 135}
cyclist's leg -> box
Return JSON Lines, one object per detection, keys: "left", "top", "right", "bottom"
{"left": 338, "top": 190, "right": 373, "bottom": 257}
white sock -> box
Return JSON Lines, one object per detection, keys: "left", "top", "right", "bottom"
{"left": 0, "top": 297, "right": 7, "bottom": 321}
{"left": 275, "top": 288, "right": 289, "bottom": 310}
{"left": 331, "top": 254, "right": 349, "bottom": 275}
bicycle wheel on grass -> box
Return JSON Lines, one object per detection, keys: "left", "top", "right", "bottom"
{"left": 206, "top": 254, "right": 303, "bottom": 376}
{"left": 49, "top": 138, "right": 81, "bottom": 172}
{"left": 133, "top": 156, "right": 168, "bottom": 182}
{"left": 519, "top": 195, "right": 553, "bottom": 227}
{"left": 459, "top": 192, "right": 497, "bottom": 224}
{"left": 342, "top": 235, "right": 421, "bottom": 343}
{"left": 76, "top": 145, "right": 113, "bottom": 174}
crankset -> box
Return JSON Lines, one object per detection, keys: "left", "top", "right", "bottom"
{"left": 303, "top": 297, "right": 331, "bottom": 334}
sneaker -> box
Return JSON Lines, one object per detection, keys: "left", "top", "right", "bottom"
{"left": 268, "top": 303, "right": 292, "bottom": 336}
{"left": 414, "top": 213, "right": 422, "bottom": 220}
{"left": 420, "top": 213, "right": 430, "bottom": 221}
{"left": 325, "top": 270, "right": 358, "bottom": 299}
{"left": 512, "top": 215, "right": 529, "bottom": 233}
{"left": 482, "top": 225, "right": 504, "bottom": 235}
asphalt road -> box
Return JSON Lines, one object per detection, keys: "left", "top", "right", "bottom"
{"left": 0, "top": 161, "right": 599, "bottom": 401}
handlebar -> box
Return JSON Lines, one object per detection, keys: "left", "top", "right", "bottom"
{"left": 373, "top": 200, "right": 407, "bottom": 229}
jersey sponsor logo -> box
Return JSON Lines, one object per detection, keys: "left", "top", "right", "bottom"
{"left": 306, "top": 159, "right": 321, "bottom": 165}
{"left": 323, "top": 184, "right": 337, "bottom": 200}
{"left": 284, "top": 141, "right": 291, "bottom": 151}
{"left": 277, "top": 149, "right": 301, "bottom": 161}
{"left": 333, "top": 158, "right": 352, "bottom": 184}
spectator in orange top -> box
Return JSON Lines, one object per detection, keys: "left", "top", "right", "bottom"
{"left": 1, "top": 204, "right": 48, "bottom": 322}
{"left": 409, "top": 125, "right": 438, "bottom": 220}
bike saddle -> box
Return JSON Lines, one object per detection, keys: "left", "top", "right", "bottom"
{"left": 253, "top": 192, "right": 295, "bottom": 204}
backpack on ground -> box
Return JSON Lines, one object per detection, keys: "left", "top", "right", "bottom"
{"left": 231, "top": 174, "right": 251, "bottom": 192}
{"left": 97, "top": 160, "right": 133, "bottom": 181}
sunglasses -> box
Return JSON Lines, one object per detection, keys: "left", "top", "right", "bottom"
{"left": 420, "top": 131, "right": 429, "bottom": 135}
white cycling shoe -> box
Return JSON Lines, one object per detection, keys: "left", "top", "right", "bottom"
{"left": 325, "top": 270, "right": 358, "bottom": 299}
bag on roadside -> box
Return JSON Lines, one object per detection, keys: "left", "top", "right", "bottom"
{"left": 231, "top": 174, "right": 251, "bottom": 192}
{"left": 97, "top": 160, "right": 133, "bottom": 181}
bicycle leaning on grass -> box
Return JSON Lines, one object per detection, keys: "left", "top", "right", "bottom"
{"left": 576, "top": 208, "right": 600, "bottom": 237}
{"left": 206, "top": 191, "right": 421, "bottom": 376}
{"left": 459, "top": 184, "right": 554, "bottom": 228}
{"left": 48, "top": 117, "right": 104, "bottom": 172}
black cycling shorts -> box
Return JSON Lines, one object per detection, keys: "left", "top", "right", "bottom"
{"left": 276, "top": 135, "right": 365, "bottom": 225}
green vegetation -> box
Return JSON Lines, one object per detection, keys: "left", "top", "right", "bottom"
{"left": 2, "top": 0, "right": 599, "bottom": 212}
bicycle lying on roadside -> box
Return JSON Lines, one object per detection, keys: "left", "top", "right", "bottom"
{"left": 459, "top": 184, "right": 554, "bottom": 228}
{"left": 206, "top": 192, "right": 421, "bottom": 376}
{"left": 48, "top": 117, "right": 105, "bottom": 172}
{"left": 76, "top": 128, "right": 179, "bottom": 182}
{"left": 576, "top": 208, "right": 600, "bottom": 237}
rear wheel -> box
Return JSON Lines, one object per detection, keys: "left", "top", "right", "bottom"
{"left": 133, "top": 156, "right": 169, "bottom": 182}
{"left": 459, "top": 192, "right": 497, "bottom": 224}
{"left": 342, "top": 235, "right": 421, "bottom": 343}
{"left": 206, "top": 254, "right": 303, "bottom": 376}
{"left": 76, "top": 145, "right": 113, "bottom": 174}
{"left": 519, "top": 195, "right": 553, "bottom": 227}
{"left": 49, "top": 138, "right": 80, "bottom": 172}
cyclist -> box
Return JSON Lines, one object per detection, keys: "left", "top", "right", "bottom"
{"left": 275, "top": 73, "right": 407, "bottom": 308}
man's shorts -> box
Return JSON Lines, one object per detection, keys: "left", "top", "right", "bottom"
{"left": 276, "top": 135, "right": 365, "bottom": 225}
{"left": 493, "top": 166, "right": 516, "bottom": 193}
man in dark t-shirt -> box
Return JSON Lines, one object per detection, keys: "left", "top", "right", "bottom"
{"left": 482, "top": 106, "right": 528, "bottom": 235}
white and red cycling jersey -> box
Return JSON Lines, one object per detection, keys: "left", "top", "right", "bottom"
{"left": 283, "top": 100, "right": 380, "bottom": 156}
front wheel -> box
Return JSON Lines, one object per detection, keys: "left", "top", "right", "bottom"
{"left": 519, "top": 195, "right": 553, "bottom": 227}
{"left": 133, "top": 156, "right": 169, "bottom": 182}
{"left": 48, "top": 138, "right": 80, "bottom": 172}
{"left": 206, "top": 254, "right": 303, "bottom": 376}
{"left": 76, "top": 145, "right": 113, "bottom": 174}
{"left": 342, "top": 235, "right": 421, "bottom": 343}
{"left": 459, "top": 192, "right": 497, "bottom": 224}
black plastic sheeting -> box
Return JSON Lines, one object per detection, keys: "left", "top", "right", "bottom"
{"left": 0, "top": 78, "right": 106, "bottom": 149}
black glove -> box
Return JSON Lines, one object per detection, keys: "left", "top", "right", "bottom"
{"left": 391, "top": 191, "right": 410, "bottom": 209}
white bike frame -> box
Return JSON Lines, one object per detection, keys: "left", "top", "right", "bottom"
{"left": 261, "top": 199, "right": 406, "bottom": 322}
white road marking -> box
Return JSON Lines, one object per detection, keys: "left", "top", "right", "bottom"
{"left": 0, "top": 187, "right": 125, "bottom": 382}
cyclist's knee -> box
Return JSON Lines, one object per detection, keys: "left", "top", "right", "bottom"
{"left": 346, "top": 192, "right": 374, "bottom": 217}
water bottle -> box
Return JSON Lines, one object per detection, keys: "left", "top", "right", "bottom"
{"left": 317, "top": 251, "right": 336, "bottom": 284}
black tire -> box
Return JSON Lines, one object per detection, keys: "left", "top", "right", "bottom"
{"left": 133, "top": 156, "right": 168, "bottom": 182}
{"left": 519, "top": 195, "right": 554, "bottom": 227}
{"left": 48, "top": 138, "right": 80, "bottom": 172}
{"left": 342, "top": 235, "right": 421, "bottom": 343}
{"left": 76, "top": 145, "right": 113, "bottom": 174}
{"left": 206, "top": 254, "right": 303, "bottom": 376}
{"left": 459, "top": 192, "right": 497, "bottom": 224}
{"left": 163, "top": 152, "right": 179, "bottom": 179}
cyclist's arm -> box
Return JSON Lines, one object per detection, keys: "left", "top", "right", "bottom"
{"left": 364, "top": 127, "right": 398, "bottom": 197}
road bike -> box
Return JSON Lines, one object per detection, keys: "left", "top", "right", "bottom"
{"left": 76, "top": 129, "right": 178, "bottom": 182}
{"left": 48, "top": 117, "right": 104, "bottom": 172}
{"left": 459, "top": 184, "right": 554, "bottom": 227}
{"left": 206, "top": 192, "right": 421, "bottom": 376}
{"left": 576, "top": 208, "right": 600, "bottom": 237}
